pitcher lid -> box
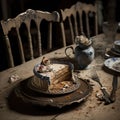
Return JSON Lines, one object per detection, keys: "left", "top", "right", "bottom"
{"left": 75, "top": 35, "right": 92, "bottom": 46}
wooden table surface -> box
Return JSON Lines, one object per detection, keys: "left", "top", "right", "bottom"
{"left": 0, "top": 34, "right": 120, "bottom": 120}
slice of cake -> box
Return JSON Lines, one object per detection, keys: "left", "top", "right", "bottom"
{"left": 32, "top": 57, "right": 75, "bottom": 91}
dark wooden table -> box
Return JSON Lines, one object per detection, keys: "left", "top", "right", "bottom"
{"left": 0, "top": 34, "right": 120, "bottom": 120}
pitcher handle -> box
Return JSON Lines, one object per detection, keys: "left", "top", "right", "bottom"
{"left": 65, "top": 46, "right": 74, "bottom": 58}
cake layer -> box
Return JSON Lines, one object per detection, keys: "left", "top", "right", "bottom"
{"left": 39, "top": 63, "right": 70, "bottom": 81}
{"left": 51, "top": 71, "right": 71, "bottom": 84}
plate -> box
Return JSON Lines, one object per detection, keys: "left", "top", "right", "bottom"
{"left": 27, "top": 77, "right": 80, "bottom": 95}
{"left": 114, "top": 40, "right": 120, "bottom": 52}
{"left": 110, "top": 48, "right": 120, "bottom": 56}
{"left": 111, "top": 47, "right": 120, "bottom": 55}
{"left": 104, "top": 57, "right": 120, "bottom": 73}
{"left": 14, "top": 77, "right": 92, "bottom": 108}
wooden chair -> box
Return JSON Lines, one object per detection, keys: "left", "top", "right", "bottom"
{"left": 1, "top": 9, "right": 60, "bottom": 68}
{"left": 59, "top": 2, "right": 98, "bottom": 46}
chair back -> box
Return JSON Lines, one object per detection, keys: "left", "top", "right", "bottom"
{"left": 59, "top": 2, "right": 98, "bottom": 46}
{"left": 1, "top": 9, "right": 60, "bottom": 68}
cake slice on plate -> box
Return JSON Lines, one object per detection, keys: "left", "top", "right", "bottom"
{"left": 32, "top": 57, "right": 76, "bottom": 92}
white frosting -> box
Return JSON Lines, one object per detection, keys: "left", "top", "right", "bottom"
{"left": 39, "top": 63, "right": 68, "bottom": 79}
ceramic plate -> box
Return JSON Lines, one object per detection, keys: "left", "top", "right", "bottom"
{"left": 111, "top": 46, "right": 120, "bottom": 54}
{"left": 110, "top": 48, "right": 120, "bottom": 56}
{"left": 104, "top": 57, "right": 120, "bottom": 73}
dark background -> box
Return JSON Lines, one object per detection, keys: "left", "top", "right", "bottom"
{"left": 0, "top": 0, "right": 96, "bottom": 20}
{"left": 0, "top": 0, "right": 120, "bottom": 71}
{"left": 0, "top": 0, "right": 119, "bottom": 22}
